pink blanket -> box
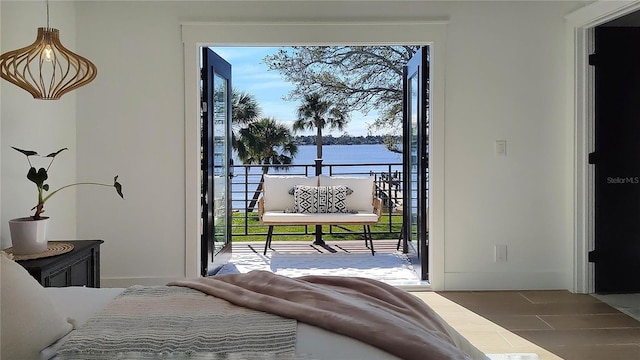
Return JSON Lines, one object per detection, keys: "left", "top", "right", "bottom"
{"left": 169, "top": 271, "right": 473, "bottom": 360}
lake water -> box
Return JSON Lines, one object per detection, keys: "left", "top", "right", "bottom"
{"left": 234, "top": 144, "right": 402, "bottom": 166}
{"left": 231, "top": 144, "right": 403, "bottom": 210}
{"left": 292, "top": 144, "right": 402, "bottom": 165}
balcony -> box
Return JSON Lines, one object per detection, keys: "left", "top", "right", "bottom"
{"left": 223, "top": 162, "right": 425, "bottom": 285}
{"left": 230, "top": 162, "right": 405, "bottom": 239}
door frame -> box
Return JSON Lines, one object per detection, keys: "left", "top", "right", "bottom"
{"left": 567, "top": 0, "right": 640, "bottom": 293}
{"left": 181, "top": 21, "right": 448, "bottom": 288}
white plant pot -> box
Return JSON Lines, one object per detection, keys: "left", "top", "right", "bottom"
{"left": 9, "top": 217, "right": 49, "bottom": 255}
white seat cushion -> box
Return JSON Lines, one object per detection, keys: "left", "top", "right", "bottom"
{"left": 261, "top": 211, "right": 379, "bottom": 224}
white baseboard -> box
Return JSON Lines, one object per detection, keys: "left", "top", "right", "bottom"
{"left": 443, "top": 271, "right": 567, "bottom": 291}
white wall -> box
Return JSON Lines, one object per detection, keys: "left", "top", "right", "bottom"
{"left": 1, "top": 1, "right": 590, "bottom": 290}
{"left": 0, "top": 1, "right": 78, "bottom": 250}
{"left": 443, "top": 1, "right": 579, "bottom": 289}
{"left": 0, "top": 0, "right": 3, "bottom": 246}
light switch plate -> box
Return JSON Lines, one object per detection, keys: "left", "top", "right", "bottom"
{"left": 495, "top": 140, "right": 507, "bottom": 156}
{"left": 495, "top": 244, "right": 507, "bottom": 262}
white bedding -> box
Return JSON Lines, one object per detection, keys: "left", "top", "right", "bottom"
{"left": 42, "top": 286, "right": 404, "bottom": 360}
{"left": 3, "top": 251, "right": 492, "bottom": 360}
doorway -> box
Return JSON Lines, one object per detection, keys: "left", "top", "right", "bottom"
{"left": 569, "top": 1, "right": 640, "bottom": 294}
{"left": 208, "top": 45, "right": 430, "bottom": 281}
{"left": 590, "top": 26, "right": 640, "bottom": 293}
{"left": 182, "top": 21, "right": 448, "bottom": 288}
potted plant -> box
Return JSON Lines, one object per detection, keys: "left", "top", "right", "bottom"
{"left": 9, "top": 147, "right": 124, "bottom": 255}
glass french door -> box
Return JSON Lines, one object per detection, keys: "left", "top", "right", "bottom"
{"left": 402, "top": 46, "right": 429, "bottom": 281}
{"left": 201, "top": 47, "right": 232, "bottom": 276}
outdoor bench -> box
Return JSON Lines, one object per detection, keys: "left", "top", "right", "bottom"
{"left": 258, "top": 174, "right": 382, "bottom": 255}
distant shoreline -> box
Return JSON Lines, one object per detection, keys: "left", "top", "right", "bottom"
{"left": 295, "top": 134, "right": 400, "bottom": 146}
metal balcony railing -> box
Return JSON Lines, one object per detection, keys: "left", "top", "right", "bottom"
{"left": 229, "top": 162, "right": 408, "bottom": 240}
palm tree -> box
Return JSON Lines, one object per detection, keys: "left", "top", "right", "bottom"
{"left": 294, "top": 93, "right": 349, "bottom": 159}
{"left": 237, "top": 117, "right": 298, "bottom": 210}
{"left": 232, "top": 90, "right": 261, "bottom": 158}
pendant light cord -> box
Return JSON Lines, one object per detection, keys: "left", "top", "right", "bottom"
{"left": 46, "top": 0, "right": 50, "bottom": 29}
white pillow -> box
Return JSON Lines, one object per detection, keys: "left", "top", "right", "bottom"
{"left": 263, "top": 175, "right": 318, "bottom": 211}
{"left": 1, "top": 253, "right": 73, "bottom": 360}
{"left": 319, "top": 176, "right": 375, "bottom": 212}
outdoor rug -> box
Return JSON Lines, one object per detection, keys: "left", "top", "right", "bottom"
{"left": 217, "top": 251, "right": 419, "bottom": 282}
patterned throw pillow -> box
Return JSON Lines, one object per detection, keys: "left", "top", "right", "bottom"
{"left": 290, "top": 185, "right": 353, "bottom": 213}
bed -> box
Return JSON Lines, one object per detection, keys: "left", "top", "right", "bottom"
{"left": 1, "top": 252, "right": 489, "bottom": 360}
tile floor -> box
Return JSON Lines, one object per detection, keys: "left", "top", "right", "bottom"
{"left": 437, "top": 290, "right": 640, "bottom": 360}
{"left": 413, "top": 292, "right": 561, "bottom": 360}
{"left": 229, "top": 240, "right": 640, "bottom": 359}
{"left": 593, "top": 293, "right": 640, "bottom": 322}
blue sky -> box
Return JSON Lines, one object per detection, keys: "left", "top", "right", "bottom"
{"left": 211, "top": 46, "right": 374, "bottom": 137}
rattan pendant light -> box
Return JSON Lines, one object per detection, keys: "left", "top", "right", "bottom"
{"left": 0, "top": 0, "right": 97, "bottom": 100}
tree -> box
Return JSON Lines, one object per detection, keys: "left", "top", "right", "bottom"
{"left": 264, "top": 46, "right": 419, "bottom": 150}
{"left": 231, "top": 90, "right": 261, "bottom": 159}
{"left": 294, "top": 93, "right": 349, "bottom": 159}
{"left": 236, "top": 117, "right": 298, "bottom": 210}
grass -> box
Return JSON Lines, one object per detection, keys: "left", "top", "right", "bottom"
{"left": 231, "top": 211, "right": 403, "bottom": 242}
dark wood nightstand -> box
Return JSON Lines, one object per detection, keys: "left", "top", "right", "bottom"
{"left": 15, "top": 240, "right": 104, "bottom": 288}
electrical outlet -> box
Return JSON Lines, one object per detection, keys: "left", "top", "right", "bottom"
{"left": 495, "top": 245, "right": 507, "bottom": 262}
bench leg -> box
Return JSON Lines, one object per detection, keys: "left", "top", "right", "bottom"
{"left": 364, "top": 225, "right": 370, "bottom": 249}
{"left": 396, "top": 223, "right": 403, "bottom": 251}
{"left": 264, "top": 225, "right": 274, "bottom": 255}
{"left": 313, "top": 224, "right": 325, "bottom": 245}
{"left": 364, "top": 225, "right": 375, "bottom": 256}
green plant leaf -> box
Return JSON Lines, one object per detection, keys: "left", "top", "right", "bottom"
{"left": 26, "top": 167, "right": 48, "bottom": 187}
{"left": 35, "top": 168, "right": 48, "bottom": 187}
{"left": 114, "top": 175, "right": 124, "bottom": 199}
{"left": 26, "top": 167, "right": 37, "bottom": 184}
{"left": 45, "top": 148, "right": 68, "bottom": 158}
{"left": 14, "top": 146, "right": 124, "bottom": 218}
{"left": 11, "top": 147, "right": 38, "bottom": 157}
